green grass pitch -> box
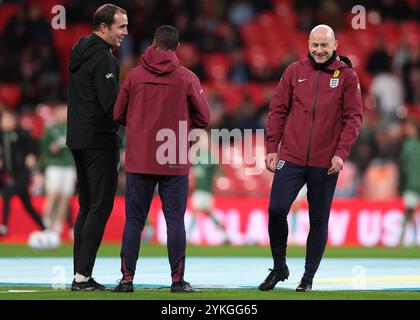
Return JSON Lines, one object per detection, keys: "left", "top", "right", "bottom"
{"left": 1, "top": 244, "right": 419, "bottom": 300}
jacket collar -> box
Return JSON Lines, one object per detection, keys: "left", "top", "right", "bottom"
{"left": 91, "top": 32, "right": 113, "bottom": 51}
{"left": 307, "top": 52, "right": 351, "bottom": 73}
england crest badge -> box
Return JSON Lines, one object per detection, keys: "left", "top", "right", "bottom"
{"left": 276, "top": 160, "right": 286, "bottom": 170}
{"left": 330, "top": 78, "right": 339, "bottom": 88}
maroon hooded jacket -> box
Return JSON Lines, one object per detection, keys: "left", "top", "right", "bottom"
{"left": 266, "top": 56, "right": 363, "bottom": 168}
{"left": 113, "top": 46, "right": 210, "bottom": 175}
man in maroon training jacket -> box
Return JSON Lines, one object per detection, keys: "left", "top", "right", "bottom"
{"left": 112, "top": 25, "right": 210, "bottom": 293}
{"left": 259, "top": 25, "right": 363, "bottom": 292}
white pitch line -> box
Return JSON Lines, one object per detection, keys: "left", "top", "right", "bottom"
{"left": 0, "top": 289, "right": 61, "bottom": 293}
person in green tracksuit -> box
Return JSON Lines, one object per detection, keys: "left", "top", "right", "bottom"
{"left": 189, "top": 133, "right": 226, "bottom": 243}
{"left": 0, "top": 110, "right": 46, "bottom": 236}
{"left": 39, "top": 103, "right": 76, "bottom": 238}
{"left": 399, "top": 118, "right": 420, "bottom": 246}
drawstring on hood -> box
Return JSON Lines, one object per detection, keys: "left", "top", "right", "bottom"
{"left": 141, "top": 46, "right": 180, "bottom": 76}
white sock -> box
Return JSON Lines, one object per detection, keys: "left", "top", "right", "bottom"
{"left": 75, "top": 273, "right": 90, "bottom": 283}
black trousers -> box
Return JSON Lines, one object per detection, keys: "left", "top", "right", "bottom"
{"left": 120, "top": 173, "right": 188, "bottom": 283}
{"left": 71, "top": 148, "right": 118, "bottom": 277}
{"left": 268, "top": 161, "right": 338, "bottom": 282}
{"left": 1, "top": 172, "right": 45, "bottom": 230}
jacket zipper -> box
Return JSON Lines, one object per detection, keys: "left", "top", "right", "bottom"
{"left": 306, "top": 71, "right": 320, "bottom": 165}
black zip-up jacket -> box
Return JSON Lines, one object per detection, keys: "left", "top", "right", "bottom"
{"left": 66, "top": 33, "right": 119, "bottom": 149}
{"left": 0, "top": 127, "right": 38, "bottom": 177}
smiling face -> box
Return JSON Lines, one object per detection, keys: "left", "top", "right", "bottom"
{"left": 308, "top": 25, "right": 338, "bottom": 64}
{"left": 100, "top": 12, "right": 128, "bottom": 48}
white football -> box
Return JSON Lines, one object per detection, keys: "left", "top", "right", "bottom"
{"left": 28, "top": 230, "right": 61, "bottom": 250}
{"left": 43, "top": 230, "right": 61, "bottom": 249}
{"left": 28, "top": 231, "right": 44, "bottom": 250}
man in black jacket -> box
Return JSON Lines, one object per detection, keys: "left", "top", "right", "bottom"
{"left": 0, "top": 110, "right": 46, "bottom": 236}
{"left": 66, "top": 3, "right": 128, "bottom": 291}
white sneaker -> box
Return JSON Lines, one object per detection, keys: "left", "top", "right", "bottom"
{"left": 0, "top": 224, "right": 9, "bottom": 236}
{"left": 51, "top": 222, "right": 63, "bottom": 234}
{"left": 43, "top": 217, "right": 52, "bottom": 229}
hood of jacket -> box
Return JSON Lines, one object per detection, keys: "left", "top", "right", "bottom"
{"left": 69, "top": 33, "right": 112, "bottom": 73}
{"left": 141, "top": 46, "right": 180, "bottom": 76}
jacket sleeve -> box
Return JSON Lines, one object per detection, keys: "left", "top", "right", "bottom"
{"left": 113, "top": 71, "right": 132, "bottom": 127}
{"left": 266, "top": 65, "right": 293, "bottom": 154}
{"left": 21, "top": 129, "right": 39, "bottom": 156}
{"left": 93, "top": 52, "right": 119, "bottom": 117}
{"left": 39, "top": 127, "right": 51, "bottom": 157}
{"left": 187, "top": 72, "right": 210, "bottom": 129}
{"left": 335, "top": 71, "right": 363, "bottom": 161}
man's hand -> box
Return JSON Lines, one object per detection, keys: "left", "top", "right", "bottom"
{"left": 328, "top": 155, "right": 344, "bottom": 175}
{"left": 265, "top": 153, "right": 278, "bottom": 173}
{"left": 49, "top": 143, "right": 60, "bottom": 154}
{"left": 25, "top": 154, "right": 37, "bottom": 170}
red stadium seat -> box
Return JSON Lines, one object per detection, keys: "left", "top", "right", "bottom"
{"left": 240, "top": 23, "right": 262, "bottom": 46}
{"left": 0, "top": 84, "right": 21, "bottom": 109}
{"left": 211, "top": 81, "right": 244, "bottom": 113}
{"left": 245, "top": 45, "right": 270, "bottom": 70}
{"left": 52, "top": 23, "right": 91, "bottom": 84}
{"left": 27, "top": 0, "right": 71, "bottom": 20}
{"left": 213, "top": 136, "right": 271, "bottom": 196}
{"left": 400, "top": 21, "right": 420, "bottom": 47}
{"left": 202, "top": 53, "right": 232, "bottom": 81}
{"left": 19, "top": 112, "right": 45, "bottom": 140}
{"left": 405, "top": 105, "right": 420, "bottom": 122}
{"left": 361, "top": 162, "right": 399, "bottom": 199}
{"left": 176, "top": 42, "right": 199, "bottom": 68}
{"left": 242, "top": 83, "right": 265, "bottom": 107}
{"left": 0, "top": 3, "right": 19, "bottom": 35}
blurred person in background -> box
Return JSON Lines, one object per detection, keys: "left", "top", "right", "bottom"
{"left": 116, "top": 131, "right": 154, "bottom": 243}
{"left": 66, "top": 4, "right": 128, "bottom": 291}
{"left": 229, "top": 50, "right": 252, "bottom": 84}
{"left": 367, "top": 40, "right": 405, "bottom": 125}
{"left": 261, "top": 25, "right": 363, "bottom": 292}
{"left": 400, "top": 45, "right": 420, "bottom": 105}
{"left": 39, "top": 103, "right": 75, "bottom": 239}
{"left": 369, "top": 68, "right": 405, "bottom": 125}
{"left": 0, "top": 109, "right": 46, "bottom": 236}
{"left": 188, "top": 131, "right": 226, "bottom": 244}
{"left": 399, "top": 118, "right": 420, "bottom": 246}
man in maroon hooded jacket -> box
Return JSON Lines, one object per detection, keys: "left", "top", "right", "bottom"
{"left": 112, "top": 25, "right": 210, "bottom": 293}
{"left": 259, "top": 25, "right": 363, "bottom": 292}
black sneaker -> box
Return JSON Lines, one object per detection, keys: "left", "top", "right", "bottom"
{"left": 112, "top": 279, "right": 134, "bottom": 292}
{"left": 296, "top": 279, "right": 312, "bottom": 292}
{"left": 258, "top": 266, "right": 289, "bottom": 291}
{"left": 171, "top": 281, "right": 201, "bottom": 293}
{"left": 71, "top": 278, "right": 107, "bottom": 291}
